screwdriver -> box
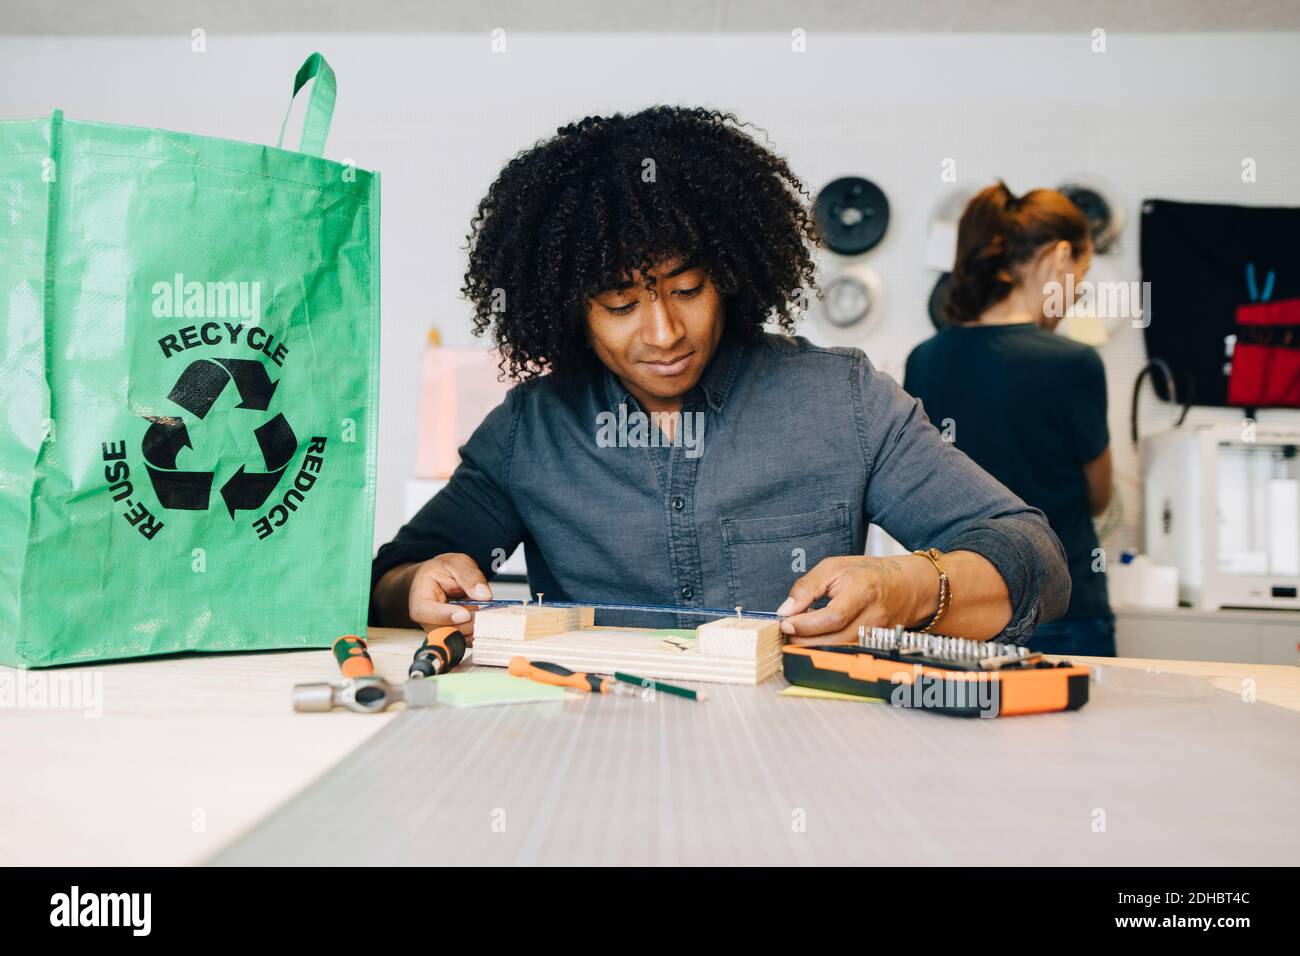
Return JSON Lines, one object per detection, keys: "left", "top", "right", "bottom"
{"left": 507, "top": 656, "right": 636, "bottom": 696}
{"left": 332, "top": 635, "right": 375, "bottom": 678}
{"left": 409, "top": 626, "right": 469, "bottom": 679}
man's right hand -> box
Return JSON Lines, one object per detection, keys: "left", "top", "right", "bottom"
{"left": 395, "top": 553, "right": 493, "bottom": 639}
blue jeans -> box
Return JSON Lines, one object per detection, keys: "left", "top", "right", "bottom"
{"left": 1024, "top": 617, "right": 1116, "bottom": 658}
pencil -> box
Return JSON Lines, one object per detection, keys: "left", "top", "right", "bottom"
{"left": 613, "top": 671, "right": 708, "bottom": 702}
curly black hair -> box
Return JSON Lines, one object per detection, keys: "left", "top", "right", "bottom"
{"left": 462, "top": 106, "right": 822, "bottom": 380}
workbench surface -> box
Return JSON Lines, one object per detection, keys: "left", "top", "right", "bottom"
{"left": 3, "top": 627, "right": 1298, "bottom": 866}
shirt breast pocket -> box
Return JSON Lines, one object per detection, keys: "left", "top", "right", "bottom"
{"left": 720, "top": 504, "right": 853, "bottom": 611}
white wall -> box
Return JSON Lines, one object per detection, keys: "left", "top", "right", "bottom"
{"left": 3, "top": 32, "right": 1298, "bottom": 556}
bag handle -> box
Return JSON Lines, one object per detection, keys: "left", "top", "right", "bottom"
{"left": 276, "top": 52, "right": 336, "bottom": 157}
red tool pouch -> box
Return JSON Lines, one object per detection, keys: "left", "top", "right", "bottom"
{"left": 1228, "top": 298, "right": 1300, "bottom": 407}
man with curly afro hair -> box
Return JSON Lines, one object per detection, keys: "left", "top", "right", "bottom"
{"left": 371, "top": 107, "right": 1070, "bottom": 645}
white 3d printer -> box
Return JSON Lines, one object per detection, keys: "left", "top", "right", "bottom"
{"left": 1143, "top": 423, "right": 1300, "bottom": 610}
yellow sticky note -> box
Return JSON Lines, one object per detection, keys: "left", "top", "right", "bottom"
{"left": 780, "top": 685, "right": 883, "bottom": 703}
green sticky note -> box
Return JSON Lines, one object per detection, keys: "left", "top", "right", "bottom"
{"left": 649, "top": 629, "right": 698, "bottom": 640}
{"left": 433, "top": 673, "right": 571, "bottom": 707}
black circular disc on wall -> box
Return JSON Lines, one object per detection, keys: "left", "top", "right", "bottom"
{"left": 815, "top": 176, "right": 890, "bottom": 255}
{"left": 928, "top": 272, "right": 952, "bottom": 328}
{"left": 1059, "top": 182, "right": 1118, "bottom": 253}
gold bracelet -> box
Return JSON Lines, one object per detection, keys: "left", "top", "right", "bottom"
{"left": 912, "top": 547, "right": 950, "bottom": 633}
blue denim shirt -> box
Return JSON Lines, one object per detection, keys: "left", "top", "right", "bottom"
{"left": 371, "top": 333, "right": 1070, "bottom": 640}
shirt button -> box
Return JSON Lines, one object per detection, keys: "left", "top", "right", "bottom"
{"left": 680, "top": 586, "right": 694, "bottom": 600}
{"left": 671, "top": 496, "right": 685, "bottom": 511}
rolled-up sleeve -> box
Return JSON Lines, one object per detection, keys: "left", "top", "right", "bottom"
{"left": 855, "top": 354, "right": 1070, "bottom": 641}
{"left": 368, "top": 386, "right": 527, "bottom": 625}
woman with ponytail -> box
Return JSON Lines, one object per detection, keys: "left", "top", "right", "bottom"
{"left": 904, "top": 182, "right": 1116, "bottom": 656}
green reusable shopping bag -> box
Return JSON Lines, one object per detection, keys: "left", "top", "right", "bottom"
{"left": 0, "top": 53, "right": 380, "bottom": 667}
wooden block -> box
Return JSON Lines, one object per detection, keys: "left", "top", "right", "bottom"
{"left": 473, "top": 604, "right": 595, "bottom": 641}
{"left": 696, "top": 617, "right": 782, "bottom": 660}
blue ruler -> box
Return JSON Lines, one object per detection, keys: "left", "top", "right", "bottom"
{"left": 449, "top": 598, "right": 782, "bottom": 620}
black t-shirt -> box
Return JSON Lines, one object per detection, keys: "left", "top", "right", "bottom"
{"left": 903, "top": 324, "right": 1111, "bottom": 621}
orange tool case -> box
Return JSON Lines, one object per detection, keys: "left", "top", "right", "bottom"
{"left": 783, "top": 627, "right": 1090, "bottom": 717}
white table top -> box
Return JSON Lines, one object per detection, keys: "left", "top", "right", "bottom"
{"left": 3, "top": 626, "right": 1299, "bottom": 866}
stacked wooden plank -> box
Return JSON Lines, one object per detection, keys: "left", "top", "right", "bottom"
{"left": 470, "top": 606, "right": 783, "bottom": 685}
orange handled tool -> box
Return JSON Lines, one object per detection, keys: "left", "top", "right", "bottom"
{"left": 332, "top": 635, "right": 375, "bottom": 678}
{"left": 508, "top": 657, "right": 635, "bottom": 696}
{"left": 409, "top": 626, "right": 469, "bottom": 679}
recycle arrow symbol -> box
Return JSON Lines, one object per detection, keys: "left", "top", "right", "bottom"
{"left": 141, "top": 357, "right": 297, "bottom": 517}
{"left": 168, "top": 358, "right": 279, "bottom": 419}
{"left": 219, "top": 412, "right": 299, "bottom": 518}
{"left": 141, "top": 415, "right": 213, "bottom": 510}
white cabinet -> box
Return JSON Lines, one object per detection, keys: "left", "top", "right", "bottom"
{"left": 1116, "top": 607, "right": 1300, "bottom": 664}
